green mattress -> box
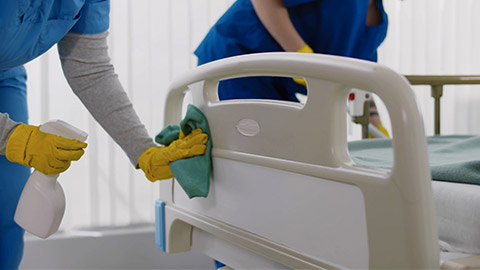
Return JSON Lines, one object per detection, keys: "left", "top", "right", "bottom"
{"left": 348, "top": 135, "right": 480, "bottom": 185}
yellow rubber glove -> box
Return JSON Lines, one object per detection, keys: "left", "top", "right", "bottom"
{"left": 5, "top": 124, "right": 88, "bottom": 175}
{"left": 368, "top": 124, "right": 391, "bottom": 139}
{"left": 293, "top": 44, "right": 314, "bottom": 87}
{"left": 138, "top": 128, "right": 208, "bottom": 182}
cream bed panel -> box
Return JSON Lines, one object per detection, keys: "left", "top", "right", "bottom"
{"left": 159, "top": 53, "right": 440, "bottom": 269}
{"left": 175, "top": 157, "right": 368, "bottom": 269}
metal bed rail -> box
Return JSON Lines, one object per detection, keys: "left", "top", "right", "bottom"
{"left": 405, "top": 75, "right": 480, "bottom": 135}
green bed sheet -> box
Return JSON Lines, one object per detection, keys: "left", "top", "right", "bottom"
{"left": 348, "top": 135, "right": 480, "bottom": 185}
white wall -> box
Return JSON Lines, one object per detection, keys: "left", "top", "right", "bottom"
{"left": 24, "top": 0, "right": 480, "bottom": 231}
{"left": 378, "top": 0, "right": 480, "bottom": 136}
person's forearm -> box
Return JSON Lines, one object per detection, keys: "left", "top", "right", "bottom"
{"left": 57, "top": 31, "right": 156, "bottom": 167}
{"left": 251, "top": 0, "right": 305, "bottom": 52}
{"left": 0, "top": 113, "right": 20, "bottom": 155}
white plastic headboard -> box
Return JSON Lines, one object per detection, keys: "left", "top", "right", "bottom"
{"left": 163, "top": 53, "right": 439, "bottom": 268}
{"left": 167, "top": 53, "right": 428, "bottom": 198}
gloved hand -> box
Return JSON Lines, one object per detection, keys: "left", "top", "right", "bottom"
{"left": 368, "top": 100, "right": 391, "bottom": 138}
{"left": 293, "top": 43, "right": 314, "bottom": 87}
{"left": 5, "top": 124, "right": 88, "bottom": 175}
{"left": 138, "top": 128, "right": 208, "bottom": 182}
{"left": 368, "top": 124, "right": 391, "bottom": 139}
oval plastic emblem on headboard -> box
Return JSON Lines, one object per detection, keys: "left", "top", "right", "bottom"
{"left": 236, "top": 118, "right": 260, "bottom": 137}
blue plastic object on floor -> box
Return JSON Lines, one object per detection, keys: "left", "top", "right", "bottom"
{"left": 215, "top": 260, "right": 226, "bottom": 269}
{"left": 154, "top": 200, "right": 166, "bottom": 252}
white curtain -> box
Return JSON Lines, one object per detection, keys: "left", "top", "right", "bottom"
{"left": 378, "top": 0, "right": 480, "bottom": 136}
{"left": 24, "top": 0, "right": 479, "bottom": 230}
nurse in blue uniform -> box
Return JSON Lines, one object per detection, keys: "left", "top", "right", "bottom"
{"left": 0, "top": 2, "right": 109, "bottom": 268}
{"left": 196, "top": 0, "right": 388, "bottom": 101}
{"left": 195, "top": 0, "right": 389, "bottom": 135}
{"left": 0, "top": 1, "right": 207, "bottom": 268}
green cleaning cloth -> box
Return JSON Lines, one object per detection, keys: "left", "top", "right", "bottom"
{"left": 155, "top": 104, "right": 212, "bottom": 198}
{"left": 348, "top": 135, "right": 480, "bottom": 185}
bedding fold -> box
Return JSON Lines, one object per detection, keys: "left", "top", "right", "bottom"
{"left": 348, "top": 135, "right": 480, "bottom": 185}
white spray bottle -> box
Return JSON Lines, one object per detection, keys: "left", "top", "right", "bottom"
{"left": 14, "top": 120, "right": 88, "bottom": 239}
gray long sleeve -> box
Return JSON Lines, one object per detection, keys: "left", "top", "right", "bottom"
{"left": 58, "top": 31, "right": 156, "bottom": 167}
{"left": 0, "top": 113, "right": 21, "bottom": 155}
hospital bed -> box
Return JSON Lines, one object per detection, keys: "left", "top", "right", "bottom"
{"left": 154, "top": 52, "right": 479, "bottom": 269}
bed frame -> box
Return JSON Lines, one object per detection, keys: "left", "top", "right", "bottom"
{"left": 405, "top": 75, "right": 480, "bottom": 135}
{"left": 154, "top": 53, "right": 441, "bottom": 269}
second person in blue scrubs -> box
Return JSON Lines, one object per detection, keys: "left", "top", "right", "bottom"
{"left": 195, "top": 0, "right": 390, "bottom": 136}
{"left": 0, "top": 0, "right": 207, "bottom": 268}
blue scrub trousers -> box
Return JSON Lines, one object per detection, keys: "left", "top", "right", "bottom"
{"left": 0, "top": 66, "right": 30, "bottom": 269}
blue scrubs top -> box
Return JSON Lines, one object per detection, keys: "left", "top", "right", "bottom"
{"left": 0, "top": 0, "right": 110, "bottom": 73}
{"left": 0, "top": 1, "right": 109, "bottom": 268}
{"left": 195, "top": 0, "right": 388, "bottom": 101}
